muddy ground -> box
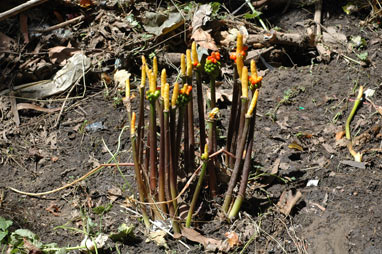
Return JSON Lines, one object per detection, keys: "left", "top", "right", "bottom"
{"left": 1, "top": 1, "right": 382, "bottom": 253}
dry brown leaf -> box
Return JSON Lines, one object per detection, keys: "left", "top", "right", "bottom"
{"left": 0, "top": 32, "right": 16, "bottom": 50}
{"left": 322, "top": 143, "right": 336, "bottom": 154}
{"left": 271, "top": 157, "right": 281, "bottom": 175}
{"left": 277, "top": 189, "right": 302, "bottom": 216}
{"left": 48, "top": 46, "right": 80, "bottom": 65}
{"left": 220, "top": 26, "right": 248, "bottom": 47}
{"left": 80, "top": 0, "right": 93, "bottom": 8}
{"left": 23, "top": 239, "right": 42, "bottom": 254}
{"left": 335, "top": 130, "right": 346, "bottom": 140}
{"left": 181, "top": 227, "right": 230, "bottom": 252}
{"left": 191, "top": 4, "right": 212, "bottom": 31}
{"left": 143, "top": 12, "right": 183, "bottom": 36}
{"left": 107, "top": 186, "right": 122, "bottom": 202}
{"left": 191, "top": 28, "right": 218, "bottom": 51}
{"left": 323, "top": 26, "right": 347, "bottom": 45}
{"left": 147, "top": 230, "right": 168, "bottom": 248}
{"left": 225, "top": 231, "right": 239, "bottom": 247}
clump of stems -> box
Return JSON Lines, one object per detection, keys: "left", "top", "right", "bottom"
{"left": 227, "top": 32, "right": 246, "bottom": 168}
{"left": 126, "top": 35, "right": 263, "bottom": 231}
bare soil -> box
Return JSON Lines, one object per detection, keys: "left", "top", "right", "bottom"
{"left": 1, "top": 1, "right": 382, "bottom": 253}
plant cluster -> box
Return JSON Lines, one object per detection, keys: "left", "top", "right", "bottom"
{"left": 124, "top": 33, "right": 263, "bottom": 233}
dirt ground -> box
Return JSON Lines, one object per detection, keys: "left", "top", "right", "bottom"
{"left": 1, "top": 0, "right": 382, "bottom": 253}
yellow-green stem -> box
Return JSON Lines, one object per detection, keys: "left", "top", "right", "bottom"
{"left": 345, "top": 86, "right": 364, "bottom": 140}
{"left": 186, "top": 149, "right": 208, "bottom": 228}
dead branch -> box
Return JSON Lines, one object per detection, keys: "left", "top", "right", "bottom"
{"left": 247, "top": 30, "right": 316, "bottom": 48}
{"left": 32, "top": 14, "right": 85, "bottom": 33}
{"left": 0, "top": 0, "right": 49, "bottom": 22}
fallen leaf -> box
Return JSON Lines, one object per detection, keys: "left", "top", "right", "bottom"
{"left": 323, "top": 26, "right": 347, "bottom": 45}
{"left": 271, "top": 157, "right": 281, "bottom": 174}
{"left": 322, "top": 143, "right": 336, "bottom": 154}
{"left": 81, "top": 234, "right": 108, "bottom": 251}
{"left": 80, "top": 0, "right": 93, "bottom": 8}
{"left": 23, "top": 239, "right": 42, "bottom": 254}
{"left": 0, "top": 32, "right": 16, "bottom": 50}
{"left": 340, "top": 160, "right": 366, "bottom": 169}
{"left": 277, "top": 189, "right": 302, "bottom": 216}
{"left": 101, "top": 73, "right": 112, "bottom": 85}
{"left": 147, "top": 230, "right": 168, "bottom": 248}
{"left": 225, "top": 231, "right": 239, "bottom": 247}
{"left": 191, "top": 4, "right": 212, "bottom": 31}
{"left": 123, "top": 195, "right": 136, "bottom": 208}
{"left": 335, "top": 137, "right": 348, "bottom": 148}
{"left": 220, "top": 26, "right": 248, "bottom": 47}
{"left": 288, "top": 142, "right": 303, "bottom": 151}
{"left": 316, "top": 43, "right": 331, "bottom": 62}
{"left": 191, "top": 28, "right": 218, "bottom": 51}
{"left": 335, "top": 130, "right": 346, "bottom": 140}
{"left": 181, "top": 227, "right": 230, "bottom": 252}
{"left": 107, "top": 186, "right": 122, "bottom": 202}
{"left": 48, "top": 46, "right": 80, "bottom": 65}
{"left": 143, "top": 12, "right": 184, "bottom": 36}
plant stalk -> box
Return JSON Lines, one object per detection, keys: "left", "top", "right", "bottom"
{"left": 149, "top": 101, "right": 157, "bottom": 195}
{"left": 228, "top": 89, "right": 259, "bottom": 218}
{"left": 208, "top": 78, "right": 217, "bottom": 197}
{"left": 158, "top": 99, "right": 166, "bottom": 213}
{"left": 345, "top": 86, "right": 364, "bottom": 140}
{"left": 185, "top": 144, "right": 208, "bottom": 228}
{"left": 222, "top": 98, "right": 249, "bottom": 213}
{"left": 130, "top": 114, "right": 150, "bottom": 228}
{"left": 226, "top": 69, "right": 239, "bottom": 165}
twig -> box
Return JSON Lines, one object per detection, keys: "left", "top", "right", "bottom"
{"left": 9, "top": 92, "right": 20, "bottom": 126}
{"left": 8, "top": 162, "right": 134, "bottom": 197}
{"left": 0, "top": 0, "right": 49, "bottom": 22}
{"left": 32, "top": 15, "right": 85, "bottom": 33}
{"left": 247, "top": 31, "right": 315, "bottom": 48}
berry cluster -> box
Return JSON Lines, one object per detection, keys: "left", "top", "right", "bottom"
{"left": 249, "top": 75, "right": 263, "bottom": 90}
{"left": 177, "top": 84, "right": 192, "bottom": 106}
{"left": 204, "top": 52, "right": 221, "bottom": 79}
{"left": 229, "top": 46, "right": 248, "bottom": 63}
{"left": 147, "top": 89, "right": 160, "bottom": 102}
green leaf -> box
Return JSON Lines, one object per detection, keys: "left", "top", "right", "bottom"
{"left": 109, "top": 224, "right": 135, "bottom": 243}
{"left": 357, "top": 52, "right": 368, "bottom": 61}
{"left": 10, "top": 229, "right": 39, "bottom": 248}
{"left": 210, "top": 2, "right": 221, "bottom": 15}
{"left": 0, "top": 231, "right": 8, "bottom": 242}
{"left": 0, "top": 217, "right": 12, "bottom": 231}
{"left": 243, "top": 10, "right": 262, "bottom": 20}
{"left": 342, "top": 3, "right": 358, "bottom": 15}
{"left": 92, "top": 204, "right": 112, "bottom": 215}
